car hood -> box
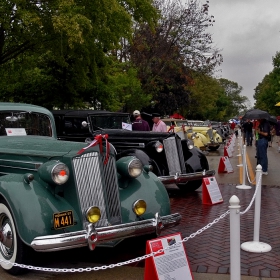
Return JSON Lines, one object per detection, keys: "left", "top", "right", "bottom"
{"left": 92, "top": 129, "right": 173, "bottom": 141}
{"left": 0, "top": 136, "right": 88, "bottom": 157}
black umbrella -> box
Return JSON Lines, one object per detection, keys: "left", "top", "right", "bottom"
{"left": 269, "top": 115, "right": 277, "bottom": 124}
{"left": 242, "top": 109, "right": 271, "bottom": 120}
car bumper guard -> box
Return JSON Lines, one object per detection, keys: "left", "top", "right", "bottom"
{"left": 30, "top": 213, "right": 181, "bottom": 252}
{"left": 158, "top": 169, "right": 215, "bottom": 184}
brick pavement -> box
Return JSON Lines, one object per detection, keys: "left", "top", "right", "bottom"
{"left": 163, "top": 183, "right": 280, "bottom": 278}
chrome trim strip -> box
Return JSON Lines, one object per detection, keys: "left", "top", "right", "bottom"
{"left": 0, "top": 165, "right": 38, "bottom": 171}
{"left": 0, "top": 159, "right": 43, "bottom": 165}
{"left": 158, "top": 170, "right": 215, "bottom": 184}
{"left": 111, "top": 143, "right": 145, "bottom": 148}
{"left": 31, "top": 213, "right": 181, "bottom": 252}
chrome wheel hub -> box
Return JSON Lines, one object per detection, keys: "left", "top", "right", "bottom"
{"left": 0, "top": 214, "right": 14, "bottom": 259}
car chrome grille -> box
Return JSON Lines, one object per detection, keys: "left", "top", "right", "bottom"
{"left": 163, "top": 136, "right": 186, "bottom": 175}
{"left": 72, "top": 152, "right": 121, "bottom": 228}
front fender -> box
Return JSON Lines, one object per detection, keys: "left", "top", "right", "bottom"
{"left": 0, "top": 174, "right": 81, "bottom": 245}
{"left": 119, "top": 171, "right": 171, "bottom": 223}
{"left": 181, "top": 143, "right": 209, "bottom": 172}
{"left": 116, "top": 149, "right": 151, "bottom": 166}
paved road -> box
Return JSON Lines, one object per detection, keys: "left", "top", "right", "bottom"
{"left": 1, "top": 135, "right": 280, "bottom": 279}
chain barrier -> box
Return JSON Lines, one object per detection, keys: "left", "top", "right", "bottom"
{"left": 0, "top": 210, "right": 230, "bottom": 273}
{"left": 240, "top": 168, "right": 261, "bottom": 215}
{"left": 245, "top": 155, "right": 256, "bottom": 184}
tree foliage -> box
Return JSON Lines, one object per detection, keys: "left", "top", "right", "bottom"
{"left": 186, "top": 75, "right": 248, "bottom": 121}
{"left": 0, "top": 0, "right": 158, "bottom": 109}
{"left": 254, "top": 51, "right": 280, "bottom": 116}
{"left": 126, "top": 0, "right": 223, "bottom": 115}
{"left": 1, "top": 0, "right": 247, "bottom": 121}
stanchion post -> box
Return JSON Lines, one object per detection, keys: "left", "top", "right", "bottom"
{"left": 229, "top": 195, "right": 241, "bottom": 280}
{"left": 236, "top": 145, "right": 251, "bottom": 189}
{"left": 241, "top": 164, "right": 272, "bottom": 253}
{"left": 253, "top": 165, "right": 261, "bottom": 242}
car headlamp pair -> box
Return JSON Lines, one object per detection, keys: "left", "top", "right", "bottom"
{"left": 85, "top": 199, "right": 147, "bottom": 225}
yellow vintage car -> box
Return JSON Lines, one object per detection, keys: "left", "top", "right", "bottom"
{"left": 162, "top": 119, "right": 208, "bottom": 150}
{"left": 186, "top": 120, "right": 224, "bottom": 150}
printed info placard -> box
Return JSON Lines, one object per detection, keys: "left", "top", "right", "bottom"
{"left": 204, "top": 176, "right": 223, "bottom": 204}
{"left": 146, "top": 233, "right": 193, "bottom": 280}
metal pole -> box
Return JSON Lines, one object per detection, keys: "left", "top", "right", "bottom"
{"left": 229, "top": 195, "right": 241, "bottom": 280}
{"left": 241, "top": 164, "right": 272, "bottom": 252}
{"left": 253, "top": 165, "right": 262, "bottom": 242}
{"left": 242, "top": 145, "right": 246, "bottom": 184}
{"left": 236, "top": 145, "right": 251, "bottom": 189}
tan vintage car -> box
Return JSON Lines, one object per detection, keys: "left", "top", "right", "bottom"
{"left": 162, "top": 119, "right": 208, "bottom": 150}
{"left": 186, "top": 120, "right": 224, "bottom": 150}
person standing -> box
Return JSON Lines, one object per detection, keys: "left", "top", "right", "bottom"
{"left": 230, "top": 122, "right": 236, "bottom": 134}
{"left": 256, "top": 118, "right": 270, "bottom": 175}
{"left": 152, "top": 113, "right": 167, "bottom": 132}
{"left": 275, "top": 116, "right": 280, "bottom": 152}
{"left": 269, "top": 125, "right": 275, "bottom": 147}
{"left": 131, "top": 110, "right": 150, "bottom": 131}
{"left": 243, "top": 119, "right": 253, "bottom": 146}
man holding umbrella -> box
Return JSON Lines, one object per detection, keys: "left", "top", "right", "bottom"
{"left": 243, "top": 109, "right": 271, "bottom": 175}
{"left": 255, "top": 118, "right": 270, "bottom": 175}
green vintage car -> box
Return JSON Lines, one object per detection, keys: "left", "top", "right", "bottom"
{"left": 0, "top": 103, "right": 181, "bottom": 275}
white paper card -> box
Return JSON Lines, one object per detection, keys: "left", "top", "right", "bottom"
{"left": 122, "top": 122, "right": 132, "bottom": 131}
{"left": 5, "top": 128, "right": 27, "bottom": 136}
{"left": 205, "top": 177, "right": 223, "bottom": 204}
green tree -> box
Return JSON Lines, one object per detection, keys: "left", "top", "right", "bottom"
{"left": 254, "top": 51, "right": 280, "bottom": 115}
{"left": 0, "top": 0, "right": 158, "bottom": 109}
{"left": 126, "top": 0, "right": 222, "bottom": 115}
{"left": 217, "top": 78, "right": 248, "bottom": 118}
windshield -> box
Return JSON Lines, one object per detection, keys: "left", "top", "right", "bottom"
{"left": 0, "top": 111, "right": 52, "bottom": 136}
{"left": 176, "top": 121, "right": 189, "bottom": 126}
{"left": 89, "top": 115, "right": 131, "bottom": 130}
{"left": 188, "top": 121, "right": 207, "bottom": 127}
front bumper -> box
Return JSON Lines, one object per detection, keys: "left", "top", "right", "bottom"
{"left": 158, "top": 169, "right": 215, "bottom": 185}
{"left": 31, "top": 213, "right": 181, "bottom": 252}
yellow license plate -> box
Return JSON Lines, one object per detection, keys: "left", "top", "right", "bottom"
{"left": 53, "top": 210, "right": 74, "bottom": 230}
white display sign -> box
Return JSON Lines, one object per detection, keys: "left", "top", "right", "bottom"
{"left": 5, "top": 128, "right": 27, "bottom": 136}
{"left": 122, "top": 122, "right": 132, "bottom": 131}
{"left": 146, "top": 233, "right": 193, "bottom": 280}
{"left": 223, "top": 156, "right": 233, "bottom": 173}
{"left": 204, "top": 177, "right": 223, "bottom": 204}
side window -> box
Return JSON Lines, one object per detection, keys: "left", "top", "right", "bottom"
{"left": 64, "top": 117, "right": 89, "bottom": 134}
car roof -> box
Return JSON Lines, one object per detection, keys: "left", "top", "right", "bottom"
{"left": 52, "top": 110, "right": 130, "bottom": 117}
{"left": 161, "top": 118, "right": 187, "bottom": 121}
{"left": 0, "top": 102, "right": 52, "bottom": 115}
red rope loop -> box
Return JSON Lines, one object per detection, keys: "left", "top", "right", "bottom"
{"left": 168, "top": 125, "right": 175, "bottom": 132}
{"left": 77, "top": 134, "right": 110, "bottom": 165}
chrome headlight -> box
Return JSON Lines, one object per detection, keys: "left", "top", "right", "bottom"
{"left": 38, "top": 161, "right": 69, "bottom": 185}
{"left": 52, "top": 163, "right": 69, "bottom": 185}
{"left": 155, "top": 141, "right": 163, "bottom": 152}
{"left": 128, "top": 158, "right": 143, "bottom": 178}
{"left": 116, "top": 156, "right": 143, "bottom": 178}
{"left": 133, "top": 199, "right": 147, "bottom": 216}
{"left": 187, "top": 139, "right": 194, "bottom": 149}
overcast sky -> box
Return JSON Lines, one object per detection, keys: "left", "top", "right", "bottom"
{"left": 208, "top": 0, "right": 280, "bottom": 107}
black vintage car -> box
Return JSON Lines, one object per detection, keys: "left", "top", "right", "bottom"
{"left": 52, "top": 110, "right": 215, "bottom": 191}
